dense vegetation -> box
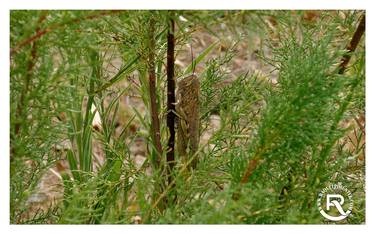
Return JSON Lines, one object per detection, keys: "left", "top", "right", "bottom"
{"left": 10, "top": 10, "right": 365, "bottom": 224}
